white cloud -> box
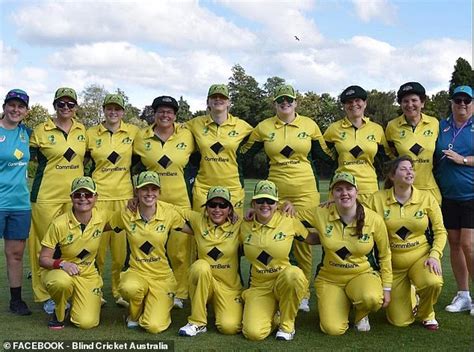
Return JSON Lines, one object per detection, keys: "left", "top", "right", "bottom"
{"left": 352, "top": 0, "right": 397, "bottom": 24}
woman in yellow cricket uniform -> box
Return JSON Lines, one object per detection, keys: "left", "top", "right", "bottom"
{"left": 366, "top": 156, "right": 446, "bottom": 330}
{"left": 108, "top": 171, "right": 191, "bottom": 333}
{"left": 385, "top": 82, "right": 441, "bottom": 203}
{"left": 29, "top": 88, "right": 86, "bottom": 312}
{"left": 324, "top": 85, "right": 392, "bottom": 204}
{"left": 178, "top": 186, "right": 242, "bottom": 337}
{"left": 86, "top": 94, "right": 138, "bottom": 307}
{"left": 186, "top": 84, "right": 253, "bottom": 217}
{"left": 241, "top": 84, "right": 333, "bottom": 312}
{"left": 39, "top": 177, "right": 106, "bottom": 330}
{"left": 133, "top": 96, "right": 195, "bottom": 308}
{"left": 240, "top": 180, "right": 318, "bottom": 341}
{"left": 298, "top": 172, "right": 392, "bottom": 335}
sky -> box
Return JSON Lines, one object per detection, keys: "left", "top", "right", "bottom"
{"left": 0, "top": 0, "right": 472, "bottom": 113}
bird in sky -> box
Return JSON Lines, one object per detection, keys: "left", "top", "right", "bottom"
{"left": 294, "top": 35, "right": 300, "bottom": 41}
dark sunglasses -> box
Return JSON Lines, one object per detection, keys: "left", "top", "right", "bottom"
{"left": 56, "top": 101, "right": 77, "bottom": 109}
{"left": 255, "top": 198, "right": 276, "bottom": 205}
{"left": 72, "top": 192, "right": 94, "bottom": 199}
{"left": 275, "top": 96, "right": 294, "bottom": 104}
{"left": 453, "top": 97, "right": 472, "bottom": 105}
{"left": 207, "top": 201, "right": 230, "bottom": 209}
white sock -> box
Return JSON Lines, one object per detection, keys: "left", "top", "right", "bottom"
{"left": 457, "top": 291, "right": 471, "bottom": 298}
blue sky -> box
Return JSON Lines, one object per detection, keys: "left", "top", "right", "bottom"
{"left": 1, "top": 0, "right": 472, "bottom": 112}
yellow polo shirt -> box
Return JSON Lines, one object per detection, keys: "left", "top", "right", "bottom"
{"left": 30, "top": 118, "right": 86, "bottom": 203}
{"left": 239, "top": 212, "right": 308, "bottom": 286}
{"left": 41, "top": 208, "right": 106, "bottom": 277}
{"left": 366, "top": 187, "right": 447, "bottom": 269}
{"left": 133, "top": 123, "right": 195, "bottom": 207}
{"left": 298, "top": 204, "right": 392, "bottom": 288}
{"left": 185, "top": 114, "right": 253, "bottom": 191}
{"left": 324, "top": 116, "right": 391, "bottom": 195}
{"left": 109, "top": 201, "right": 186, "bottom": 278}
{"left": 86, "top": 122, "right": 139, "bottom": 200}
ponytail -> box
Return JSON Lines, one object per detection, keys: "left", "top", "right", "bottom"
{"left": 355, "top": 200, "right": 365, "bottom": 238}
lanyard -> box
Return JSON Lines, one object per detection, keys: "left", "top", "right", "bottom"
{"left": 447, "top": 119, "right": 469, "bottom": 150}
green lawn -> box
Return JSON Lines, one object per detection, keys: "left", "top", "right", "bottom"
{"left": 1, "top": 179, "right": 472, "bottom": 351}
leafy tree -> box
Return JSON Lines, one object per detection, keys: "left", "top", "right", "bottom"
{"left": 365, "top": 90, "right": 398, "bottom": 128}
{"left": 23, "top": 104, "right": 51, "bottom": 129}
{"left": 140, "top": 105, "right": 155, "bottom": 125}
{"left": 192, "top": 109, "right": 207, "bottom": 118}
{"left": 76, "top": 84, "right": 107, "bottom": 128}
{"left": 177, "top": 96, "right": 192, "bottom": 122}
{"left": 449, "top": 57, "right": 474, "bottom": 95}
{"left": 263, "top": 76, "right": 286, "bottom": 96}
{"left": 424, "top": 90, "right": 450, "bottom": 119}
{"left": 312, "top": 93, "right": 343, "bottom": 132}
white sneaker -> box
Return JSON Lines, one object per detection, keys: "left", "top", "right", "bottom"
{"left": 173, "top": 297, "right": 184, "bottom": 309}
{"left": 299, "top": 298, "right": 310, "bottom": 312}
{"left": 470, "top": 304, "right": 474, "bottom": 316}
{"left": 43, "top": 299, "right": 55, "bottom": 315}
{"left": 178, "top": 323, "right": 207, "bottom": 337}
{"left": 445, "top": 293, "right": 471, "bottom": 312}
{"left": 115, "top": 296, "right": 129, "bottom": 308}
{"left": 126, "top": 317, "right": 139, "bottom": 329}
{"left": 422, "top": 318, "right": 439, "bottom": 331}
{"left": 275, "top": 328, "right": 295, "bottom": 341}
{"left": 355, "top": 316, "right": 370, "bottom": 332}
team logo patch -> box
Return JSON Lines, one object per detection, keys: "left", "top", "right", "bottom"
{"left": 144, "top": 142, "right": 152, "bottom": 151}
{"left": 92, "top": 229, "right": 101, "bottom": 238}
{"left": 414, "top": 210, "right": 424, "bottom": 219}
{"left": 66, "top": 233, "right": 74, "bottom": 244}
{"left": 223, "top": 231, "right": 234, "bottom": 239}
{"left": 92, "top": 287, "right": 102, "bottom": 296}
{"left": 202, "top": 230, "right": 210, "bottom": 237}
{"left": 268, "top": 132, "right": 275, "bottom": 142}
{"left": 234, "top": 200, "right": 243, "bottom": 208}
{"left": 156, "top": 224, "right": 166, "bottom": 232}
{"left": 359, "top": 233, "right": 370, "bottom": 242}
{"left": 122, "top": 137, "right": 132, "bottom": 144}
{"left": 0, "top": 135, "right": 5, "bottom": 142}
{"left": 203, "top": 126, "right": 209, "bottom": 135}
{"left": 325, "top": 225, "right": 333, "bottom": 237}
{"left": 48, "top": 135, "right": 56, "bottom": 144}
{"left": 77, "top": 134, "right": 85, "bottom": 141}
{"left": 13, "top": 149, "right": 24, "bottom": 160}
{"left": 19, "top": 131, "right": 27, "bottom": 142}
{"left": 244, "top": 234, "right": 252, "bottom": 244}
{"left": 399, "top": 130, "right": 406, "bottom": 138}
{"left": 228, "top": 130, "right": 239, "bottom": 137}
{"left": 176, "top": 142, "right": 186, "bottom": 150}
{"left": 423, "top": 130, "right": 433, "bottom": 137}
{"left": 297, "top": 131, "right": 308, "bottom": 139}
{"left": 96, "top": 139, "right": 102, "bottom": 148}
{"left": 339, "top": 132, "right": 347, "bottom": 140}
{"left": 384, "top": 210, "right": 390, "bottom": 219}
{"left": 130, "top": 223, "right": 137, "bottom": 232}
{"left": 366, "top": 134, "right": 376, "bottom": 141}
{"left": 273, "top": 231, "right": 286, "bottom": 241}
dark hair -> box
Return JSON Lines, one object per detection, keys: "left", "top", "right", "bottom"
{"left": 383, "top": 155, "right": 414, "bottom": 189}
{"left": 354, "top": 200, "right": 365, "bottom": 239}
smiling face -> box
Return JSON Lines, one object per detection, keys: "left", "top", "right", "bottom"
{"left": 275, "top": 96, "right": 297, "bottom": 117}
{"left": 154, "top": 106, "right": 176, "bottom": 129}
{"left": 390, "top": 159, "right": 415, "bottom": 187}
{"left": 71, "top": 188, "right": 97, "bottom": 214}
{"left": 344, "top": 98, "right": 366, "bottom": 119}
{"left": 2, "top": 99, "right": 28, "bottom": 128}
{"left": 253, "top": 198, "right": 278, "bottom": 224}
{"left": 401, "top": 94, "right": 424, "bottom": 123}
{"left": 54, "top": 96, "right": 77, "bottom": 120}
{"left": 207, "top": 94, "right": 230, "bottom": 113}
{"left": 332, "top": 182, "right": 358, "bottom": 211}
{"left": 137, "top": 184, "right": 160, "bottom": 208}
{"left": 206, "top": 197, "right": 231, "bottom": 225}
{"left": 104, "top": 104, "right": 124, "bottom": 126}
{"left": 451, "top": 94, "right": 472, "bottom": 121}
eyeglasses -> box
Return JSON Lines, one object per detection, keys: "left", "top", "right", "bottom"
{"left": 72, "top": 192, "right": 95, "bottom": 199}
{"left": 156, "top": 109, "right": 175, "bottom": 116}
{"left": 254, "top": 198, "right": 276, "bottom": 205}
{"left": 207, "top": 202, "right": 230, "bottom": 209}
{"left": 453, "top": 97, "right": 472, "bottom": 105}
{"left": 56, "top": 101, "right": 77, "bottom": 109}
{"left": 275, "top": 96, "right": 294, "bottom": 104}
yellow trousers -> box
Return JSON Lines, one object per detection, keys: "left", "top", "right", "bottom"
{"left": 168, "top": 229, "right": 193, "bottom": 299}
{"left": 42, "top": 269, "right": 102, "bottom": 329}
{"left": 29, "top": 202, "right": 70, "bottom": 302}
{"left": 315, "top": 272, "right": 383, "bottom": 336}
{"left": 119, "top": 270, "right": 176, "bottom": 333}
{"left": 242, "top": 266, "right": 307, "bottom": 341}
{"left": 95, "top": 200, "right": 127, "bottom": 299}
{"left": 388, "top": 255, "right": 443, "bottom": 326}
{"left": 187, "top": 259, "right": 242, "bottom": 334}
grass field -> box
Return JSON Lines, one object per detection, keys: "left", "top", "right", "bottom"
{"left": 1, "top": 179, "right": 472, "bottom": 351}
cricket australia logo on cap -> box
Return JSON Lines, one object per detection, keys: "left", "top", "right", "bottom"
{"left": 346, "top": 89, "right": 355, "bottom": 96}
{"left": 402, "top": 84, "right": 413, "bottom": 91}
{"left": 162, "top": 97, "right": 172, "bottom": 103}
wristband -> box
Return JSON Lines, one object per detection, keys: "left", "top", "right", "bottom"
{"left": 383, "top": 287, "right": 391, "bottom": 292}
{"left": 53, "top": 259, "right": 64, "bottom": 269}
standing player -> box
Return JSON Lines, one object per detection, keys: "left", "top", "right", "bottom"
{"left": 29, "top": 87, "right": 86, "bottom": 313}
{"left": 186, "top": 84, "right": 253, "bottom": 217}
{"left": 133, "top": 95, "right": 195, "bottom": 308}
{"left": 39, "top": 177, "right": 106, "bottom": 330}
{"left": 241, "top": 84, "right": 333, "bottom": 312}
{"left": 324, "top": 85, "right": 392, "bottom": 204}
{"left": 1, "top": 89, "right": 32, "bottom": 315}
{"left": 385, "top": 82, "right": 441, "bottom": 203}
{"left": 86, "top": 93, "right": 138, "bottom": 307}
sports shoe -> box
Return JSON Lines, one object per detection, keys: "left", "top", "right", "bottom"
{"left": 101, "top": 297, "right": 107, "bottom": 306}
{"left": 43, "top": 299, "right": 55, "bottom": 315}
{"left": 115, "top": 296, "right": 129, "bottom": 308}
{"left": 471, "top": 304, "right": 474, "bottom": 316}
{"left": 299, "top": 298, "right": 310, "bottom": 312}
{"left": 275, "top": 328, "right": 295, "bottom": 341}
{"left": 445, "top": 293, "right": 471, "bottom": 312}
{"left": 48, "top": 312, "right": 64, "bottom": 330}
{"left": 422, "top": 319, "right": 439, "bottom": 331}
{"left": 355, "top": 316, "right": 371, "bottom": 332}
{"left": 10, "top": 299, "right": 32, "bottom": 316}
{"left": 178, "top": 323, "right": 207, "bottom": 337}
{"left": 126, "top": 317, "right": 139, "bottom": 329}
{"left": 173, "top": 297, "right": 184, "bottom": 309}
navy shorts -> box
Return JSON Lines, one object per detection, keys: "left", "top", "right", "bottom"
{"left": 0, "top": 210, "right": 31, "bottom": 240}
{"left": 441, "top": 198, "right": 474, "bottom": 230}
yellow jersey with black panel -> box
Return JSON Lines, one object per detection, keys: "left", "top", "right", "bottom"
{"left": 385, "top": 114, "right": 441, "bottom": 203}
{"left": 108, "top": 201, "right": 186, "bottom": 278}
{"left": 324, "top": 117, "right": 391, "bottom": 197}
{"left": 41, "top": 208, "right": 106, "bottom": 277}
{"left": 180, "top": 209, "right": 242, "bottom": 291}
{"left": 298, "top": 204, "right": 392, "bottom": 288}
{"left": 86, "top": 122, "right": 139, "bottom": 200}
{"left": 133, "top": 123, "right": 195, "bottom": 207}
{"left": 240, "top": 212, "right": 309, "bottom": 286}
{"left": 30, "top": 118, "right": 86, "bottom": 203}
{"left": 366, "top": 187, "right": 446, "bottom": 269}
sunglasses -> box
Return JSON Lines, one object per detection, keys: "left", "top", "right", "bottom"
{"left": 275, "top": 96, "right": 294, "bottom": 104}
{"left": 72, "top": 192, "right": 95, "bottom": 199}
{"left": 255, "top": 198, "right": 276, "bottom": 205}
{"left": 56, "top": 101, "right": 77, "bottom": 109}
{"left": 207, "top": 201, "right": 230, "bottom": 209}
{"left": 453, "top": 97, "right": 472, "bottom": 105}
